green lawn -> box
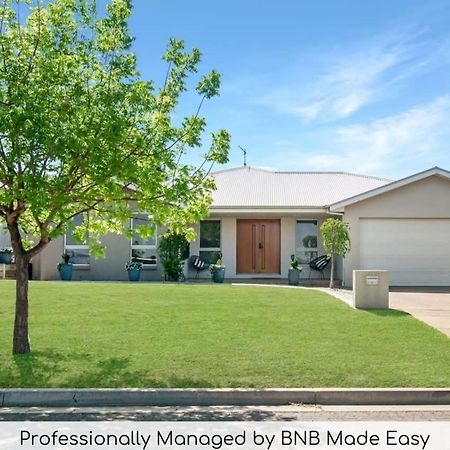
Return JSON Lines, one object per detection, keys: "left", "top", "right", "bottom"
{"left": 0, "top": 281, "right": 449, "bottom": 388}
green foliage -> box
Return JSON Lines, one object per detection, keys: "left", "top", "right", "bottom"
{"left": 0, "top": 0, "right": 230, "bottom": 258}
{"left": 208, "top": 252, "right": 224, "bottom": 274}
{"left": 290, "top": 254, "right": 301, "bottom": 271}
{"left": 320, "top": 219, "right": 351, "bottom": 258}
{"left": 57, "top": 252, "right": 71, "bottom": 271}
{"left": 61, "top": 252, "right": 70, "bottom": 265}
{"left": 158, "top": 231, "right": 190, "bottom": 281}
{"left": 125, "top": 261, "right": 143, "bottom": 271}
{"left": 320, "top": 218, "right": 351, "bottom": 288}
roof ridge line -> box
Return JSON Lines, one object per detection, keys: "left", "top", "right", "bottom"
{"left": 212, "top": 166, "right": 273, "bottom": 174}
{"left": 212, "top": 166, "right": 392, "bottom": 182}
{"left": 273, "top": 170, "right": 391, "bottom": 181}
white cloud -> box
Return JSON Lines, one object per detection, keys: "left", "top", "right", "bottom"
{"left": 272, "top": 139, "right": 293, "bottom": 147}
{"left": 291, "top": 101, "right": 325, "bottom": 122}
{"left": 303, "top": 96, "right": 450, "bottom": 174}
{"left": 296, "top": 51, "right": 399, "bottom": 122}
{"left": 329, "top": 89, "right": 371, "bottom": 119}
{"left": 261, "top": 29, "right": 450, "bottom": 123}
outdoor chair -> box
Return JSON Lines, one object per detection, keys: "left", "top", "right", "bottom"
{"left": 189, "top": 255, "right": 209, "bottom": 278}
{"left": 309, "top": 255, "right": 331, "bottom": 279}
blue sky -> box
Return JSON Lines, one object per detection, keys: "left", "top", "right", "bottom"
{"left": 123, "top": 0, "right": 450, "bottom": 179}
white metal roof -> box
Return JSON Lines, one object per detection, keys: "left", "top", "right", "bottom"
{"left": 210, "top": 166, "right": 391, "bottom": 209}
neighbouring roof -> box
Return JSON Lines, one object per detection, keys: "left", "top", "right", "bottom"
{"left": 329, "top": 166, "right": 450, "bottom": 211}
{"left": 211, "top": 166, "right": 391, "bottom": 209}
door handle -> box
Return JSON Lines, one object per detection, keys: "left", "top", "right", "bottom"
{"left": 259, "top": 243, "right": 263, "bottom": 249}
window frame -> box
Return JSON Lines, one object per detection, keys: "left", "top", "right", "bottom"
{"left": 295, "top": 219, "right": 319, "bottom": 265}
{"left": 0, "top": 222, "right": 11, "bottom": 249}
{"left": 130, "top": 212, "right": 158, "bottom": 268}
{"left": 64, "top": 215, "right": 90, "bottom": 268}
{"left": 199, "top": 219, "right": 222, "bottom": 263}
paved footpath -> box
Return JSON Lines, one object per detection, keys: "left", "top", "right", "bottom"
{"left": 1, "top": 405, "right": 450, "bottom": 421}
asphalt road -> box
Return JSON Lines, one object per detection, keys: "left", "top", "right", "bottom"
{"left": 1, "top": 405, "right": 450, "bottom": 421}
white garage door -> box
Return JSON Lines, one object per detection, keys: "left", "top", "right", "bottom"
{"left": 359, "top": 218, "right": 450, "bottom": 286}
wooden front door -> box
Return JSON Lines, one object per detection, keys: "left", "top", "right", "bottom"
{"left": 236, "top": 219, "right": 281, "bottom": 274}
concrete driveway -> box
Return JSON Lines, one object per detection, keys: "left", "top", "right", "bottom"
{"left": 390, "top": 289, "right": 450, "bottom": 338}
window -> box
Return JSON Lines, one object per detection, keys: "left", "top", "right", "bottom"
{"left": 199, "top": 220, "right": 221, "bottom": 264}
{"left": 131, "top": 213, "right": 157, "bottom": 266}
{"left": 296, "top": 220, "right": 318, "bottom": 264}
{"left": 65, "top": 214, "right": 90, "bottom": 265}
{"left": 0, "top": 223, "right": 10, "bottom": 249}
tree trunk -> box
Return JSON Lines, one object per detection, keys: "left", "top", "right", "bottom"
{"left": 6, "top": 214, "right": 50, "bottom": 355}
{"left": 329, "top": 256, "right": 335, "bottom": 289}
{"left": 13, "top": 251, "right": 31, "bottom": 354}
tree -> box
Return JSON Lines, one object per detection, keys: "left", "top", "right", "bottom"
{"left": 0, "top": 0, "right": 230, "bottom": 354}
{"left": 320, "top": 218, "right": 351, "bottom": 289}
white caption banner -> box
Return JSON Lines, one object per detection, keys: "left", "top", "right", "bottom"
{"left": 0, "top": 421, "right": 449, "bottom": 450}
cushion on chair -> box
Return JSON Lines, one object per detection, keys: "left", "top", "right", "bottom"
{"left": 309, "top": 255, "right": 331, "bottom": 271}
{"left": 190, "top": 256, "right": 206, "bottom": 270}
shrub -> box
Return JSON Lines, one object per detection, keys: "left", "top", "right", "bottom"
{"left": 158, "top": 232, "right": 190, "bottom": 281}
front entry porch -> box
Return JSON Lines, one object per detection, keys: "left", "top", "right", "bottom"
{"left": 189, "top": 214, "right": 338, "bottom": 281}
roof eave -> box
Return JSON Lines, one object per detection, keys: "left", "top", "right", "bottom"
{"left": 209, "top": 205, "right": 329, "bottom": 214}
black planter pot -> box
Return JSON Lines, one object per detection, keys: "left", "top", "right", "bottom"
{"left": 0, "top": 252, "right": 12, "bottom": 264}
{"left": 127, "top": 268, "right": 141, "bottom": 282}
{"left": 288, "top": 268, "right": 300, "bottom": 286}
{"left": 212, "top": 267, "right": 225, "bottom": 283}
{"left": 59, "top": 263, "right": 73, "bottom": 281}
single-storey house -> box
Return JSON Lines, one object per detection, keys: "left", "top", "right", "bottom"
{"left": 2, "top": 165, "right": 450, "bottom": 286}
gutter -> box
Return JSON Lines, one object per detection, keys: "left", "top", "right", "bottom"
{"left": 2, "top": 388, "right": 450, "bottom": 407}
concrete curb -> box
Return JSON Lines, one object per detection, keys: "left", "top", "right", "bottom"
{"left": 1, "top": 388, "right": 450, "bottom": 407}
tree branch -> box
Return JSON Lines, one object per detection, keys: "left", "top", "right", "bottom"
{"left": 26, "top": 236, "right": 48, "bottom": 258}
{"left": 21, "top": 0, "right": 42, "bottom": 82}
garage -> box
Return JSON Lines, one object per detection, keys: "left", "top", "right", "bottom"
{"left": 330, "top": 167, "right": 450, "bottom": 287}
{"left": 359, "top": 218, "right": 450, "bottom": 286}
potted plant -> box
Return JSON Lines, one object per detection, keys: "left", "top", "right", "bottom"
{"left": 0, "top": 248, "right": 13, "bottom": 264}
{"left": 209, "top": 253, "right": 226, "bottom": 283}
{"left": 57, "top": 252, "right": 73, "bottom": 281}
{"left": 126, "top": 260, "right": 143, "bottom": 282}
{"left": 288, "top": 254, "right": 302, "bottom": 286}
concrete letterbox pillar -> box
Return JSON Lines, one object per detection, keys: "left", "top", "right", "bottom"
{"left": 353, "top": 270, "right": 389, "bottom": 309}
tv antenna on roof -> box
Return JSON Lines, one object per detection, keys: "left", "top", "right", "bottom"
{"left": 238, "top": 146, "right": 247, "bottom": 167}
